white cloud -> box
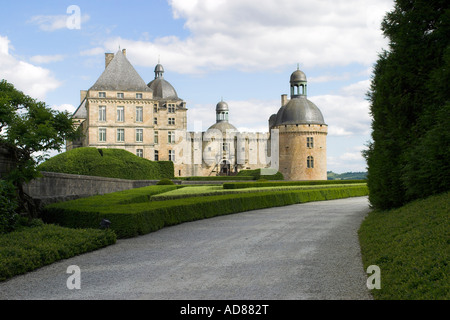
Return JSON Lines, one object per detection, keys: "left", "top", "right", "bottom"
{"left": 30, "top": 54, "right": 65, "bottom": 64}
{"left": 28, "top": 14, "right": 90, "bottom": 32}
{"left": 81, "top": 0, "right": 393, "bottom": 74}
{"left": 0, "top": 35, "right": 61, "bottom": 101}
{"left": 327, "top": 145, "right": 368, "bottom": 173}
{"left": 51, "top": 104, "right": 76, "bottom": 113}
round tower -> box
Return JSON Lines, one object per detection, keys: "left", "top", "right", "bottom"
{"left": 269, "top": 67, "right": 327, "bottom": 180}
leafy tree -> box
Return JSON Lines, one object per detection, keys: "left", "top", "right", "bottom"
{"left": 0, "top": 80, "right": 81, "bottom": 217}
{"left": 365, "top": 0, "right": 450, "bottom": 209}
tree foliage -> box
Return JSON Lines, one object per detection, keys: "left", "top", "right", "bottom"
{"left": 365, "top": 0, "right": 450, "bottom": 209}
{"left": 0, "top": 80, "right": 81, "bottom": 216}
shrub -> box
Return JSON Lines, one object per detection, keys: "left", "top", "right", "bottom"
{"left": 0, "top": 180, "right": 18, "bottom": 234}
{"left": 156, "top": 179, "right": 175, "bottom": 185}
{"left": 236, "top": 169, "right": 284, "bottom": 180}
{"left": 0, "top": 224, "right": 116, "bottom": 281}
{"left": 38, "top": 147, "right": 174, "bottom": 180}
{"left": 223, "top": 179, "right": 366, "bottom": 189}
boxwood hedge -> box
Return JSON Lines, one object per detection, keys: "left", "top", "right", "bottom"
{"left": 38, "top": 147, "right": 174, "bottom": 180}
{"left": 0, "top": 223, "right": 116, "bottom": 281}
{"left": 42, "top": 184, "right": 368, "bottom": 239}
{"left": 223, "top": 179, "right": 366, "bottom": 189}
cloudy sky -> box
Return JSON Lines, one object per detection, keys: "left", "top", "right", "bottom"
{"left": 0, "top": 0, "right": 394, "bottom": 173}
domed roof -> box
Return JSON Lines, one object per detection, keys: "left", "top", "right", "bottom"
{"left": 290, "top": 69, "right": 307, "bottom": 83}
{"left": 155, "top": 63, "right": 164, "bottom": 73}
{"left": 274, "top": 96, "right": 325, "bottom": 126}
{"left": 147, "top": 63, "right": 180, "bottom": 100}
{"left": 216, "top": 101, "right": 229, "bottom": 112}
{"left": 147, "top": 78, "right": 179, "bottom": 100}
{"left": 207, "top": 121, "right": 238, "bottom": 133}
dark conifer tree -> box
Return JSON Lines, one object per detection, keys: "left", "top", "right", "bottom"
{"left": 365, "top": 0, "right": 450, "bottom": 209}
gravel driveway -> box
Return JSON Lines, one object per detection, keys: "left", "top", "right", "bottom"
{"left": 0, "top": 196, "right": 373, "bottom": 300}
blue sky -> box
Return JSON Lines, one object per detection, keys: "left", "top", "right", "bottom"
{"left": 0, "top": 0, "right": 395, "bottom": 173}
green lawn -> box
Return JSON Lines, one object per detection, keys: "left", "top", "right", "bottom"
{"left": 358, "top": 191, "right": 449, "bottom": 300}
{"left": 151, "top": 183, "right": 367, "bottom": 200}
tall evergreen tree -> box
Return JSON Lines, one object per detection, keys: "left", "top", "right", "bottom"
{"left": 365, "top": 0, "right": 450, "bottom": 209}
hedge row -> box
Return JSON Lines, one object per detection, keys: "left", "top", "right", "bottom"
{"left": 236, "top": 169, "right": 284, "bottom": 180}
{"left": 42, "top": 185, "right": 368, "bottom": 239}
{"left": 178, "top": 176, "right": 255, "bottom": 181}
{"left": 0, "top": 223, "right": 116, "bottom": 281}
{"left": 223, "top": 179, "right": 366, "bottom": 189}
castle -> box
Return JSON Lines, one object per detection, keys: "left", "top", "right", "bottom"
{"left": 68, "top": 49, "right": 327, "bottom": 180}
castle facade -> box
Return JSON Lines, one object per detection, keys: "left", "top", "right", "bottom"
{"left": 68, "top": 49, "right": 327, "bottom": 180}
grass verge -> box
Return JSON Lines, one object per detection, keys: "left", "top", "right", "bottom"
{"left": 358, "top": 191, "right": 449, "bottom": 300}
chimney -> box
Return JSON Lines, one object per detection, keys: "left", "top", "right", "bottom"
{"left": 105, "top": 53, "right": 114, "bottom": 69}
{"left": 122, "top": 48, "right": 127, "bottom": 57}
{"left": 281, "top": 94, "right": 288, "bottom": 106}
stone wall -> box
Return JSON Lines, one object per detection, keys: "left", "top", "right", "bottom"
{"left": 23, "top": 171, "right": 160, "bottom": 206}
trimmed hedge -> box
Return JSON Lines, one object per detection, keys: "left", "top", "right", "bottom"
{"left": 42, "top": 185, "right": 368, "bottom": 239}
{"left": 0, "top": 223, "right": 116, "bottom": 281}
{"left": 236, "top": 169, "right": 284, "bottom": 180}
{"left": 223, "top": 179, "right": 366, "bottom": 189}
{"left": 178, "top": 176, "right": 255, "bottom": 181}
{"left": 38, "top": 147, "right": 174, "bottom": 180}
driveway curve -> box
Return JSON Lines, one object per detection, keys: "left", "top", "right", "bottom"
{"left": 0, "top": 196, "right": 373, "bottom": 300}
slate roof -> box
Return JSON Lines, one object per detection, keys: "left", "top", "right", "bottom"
{"left": 90, "top": 50, "right": 151, "bottom": 92}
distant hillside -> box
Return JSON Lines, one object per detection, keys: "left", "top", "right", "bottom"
{"left": 327, "top": 171, "right": 367, "bottom": 180}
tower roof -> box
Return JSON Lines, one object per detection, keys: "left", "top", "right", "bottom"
{"left": 274, "top": 96, "right": 325, "bottom": 126}
{"left": 290, "top": 69, "right": 307, "bottom": 83}
{"left": 90, "top": 50, "right": 151, "bottom": 92}
{"left": 147, "top": 63, "right": 180, "bottom": 100}
{"left": 270, "top": 68, "right": 326, "bottom": 127}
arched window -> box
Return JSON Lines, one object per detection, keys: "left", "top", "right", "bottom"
{"left": 307, "top": 156, "right": 314, "bottom": 168}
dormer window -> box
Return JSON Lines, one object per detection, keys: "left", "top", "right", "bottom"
{"left": 99, "top": 92, "right": 106, "bottom": 98}
{"left": 117, "top": 93, "right": 124, "bottom": 99}
{"left": 136, "top": 93, "right": 142, "bottom": 99}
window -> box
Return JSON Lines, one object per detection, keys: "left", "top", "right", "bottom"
{"left": 117, "top": 106, "right": 124, "bottom": 122}
{"left": 136, "top": 149, "right": 143, "bottom": 158}
{"left": 117, "top": 129, "right": 125, "bottom": 142}
{"left": 168, "top": 104, "right": 175, "bottom": 113}
{"left": 222, "top": 143, "right": 229, "bottom": 152}
{"left": 99, "top": 106, "right": 106, "bottom": 122}
{"left": 99, "top": 128, "right": 106, "bottom": 142}
{"left": 153, "top": 104, "right": 158, "bottom": 113}
{"left": 153, "top": 117, "right": 158, "bottom": 125}
{"left": 136, "top": 107, "right": 143, "bottom": 122}
{"left": 307, "top": 156, "right": 314, "bottom": 169}
{"left": 154, "top": 131, "right": 159, "bottom": 144}
{"left": 154, "top": 150, "right": 159, "bottom": 161}
{"left": 136, "top": 93, "right": 142, "bottom": 99}
{"left": 136, "top": 129, "right": 143, "bottom": 142}
{"left": 168, "top": 131, "right": 175, "bottom": 144}
{"left": 168, "top": 118, "right": 175, "bottom": 125}
{"left": 99, "top": 92, "right": 106, "bottom": 98}
{"left": 307, "top": 137, "right": 314, "bottom": 148}
{"left": 169, "top": 150, "right": 175, "bottom": 162}
{"left": 117, "top": 93, "right": 124, "bottom": 99}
